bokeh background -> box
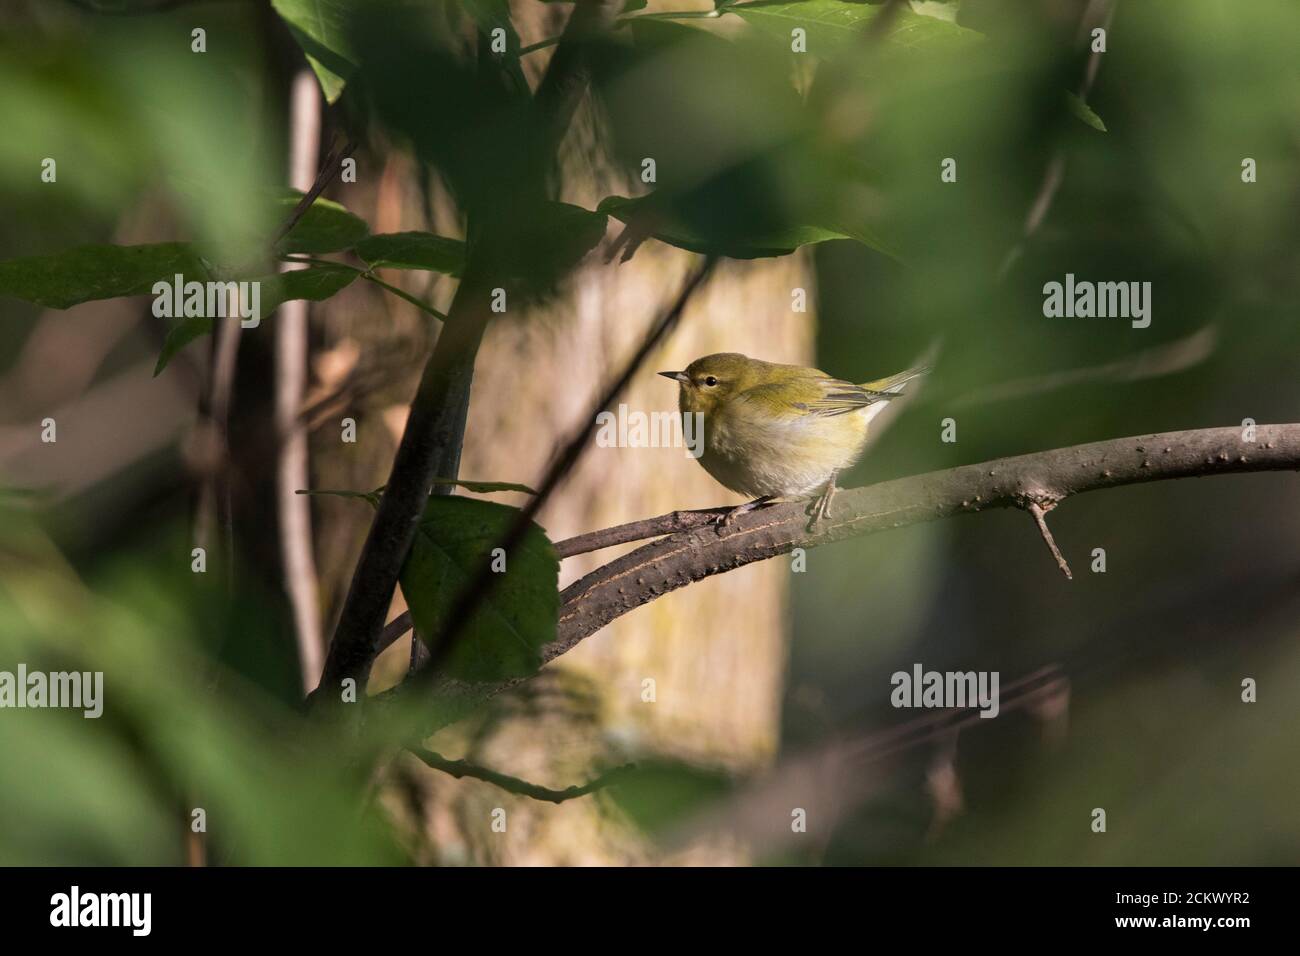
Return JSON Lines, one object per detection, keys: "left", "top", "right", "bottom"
{"left": 0, "top": 0, "right": 1297, "bottom": 865}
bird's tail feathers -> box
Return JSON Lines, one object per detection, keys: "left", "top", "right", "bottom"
{"left": 861, "top": 365, "right": 931, "bottom": 396}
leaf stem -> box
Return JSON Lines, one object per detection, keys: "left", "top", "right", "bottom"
{"left": 278, "top": 255, "right": 449, "bottom": 321}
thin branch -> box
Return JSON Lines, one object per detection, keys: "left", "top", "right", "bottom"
{"left": 379, "top": 611, "right": 415, "bottom": 657}
{"left": 360, "top": 273, "right": 449, "bottom": 322}
{"left": 278, "top": 69, "right": 326, "bottom": 693}
{"left": 272, "top": 135, "right": 356, "bottom": 248}
{"left": 998, "top": 0, "right": 1115, "bottom": 281}
{"left": 185, "top": 292, "right": 246, "bottom": 870}
{"left": 411, "top": 748, "right": 636, "bottom": 804}
{"left": 555, "top": 507, "right": 730, "bottom": 558}
{"left": 278, "top": 256, "right": 450, "bottom": 322}
{"left": 1025, "top": 500, "right": 1073, "bottom": 580}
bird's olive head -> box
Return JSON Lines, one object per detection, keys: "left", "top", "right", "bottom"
{"left": 659, "top": 352, "right": 760, "bottom": 415}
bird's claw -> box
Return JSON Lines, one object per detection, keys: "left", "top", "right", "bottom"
{"left": 805, "top": 482, "right": 836, "bottom": 531}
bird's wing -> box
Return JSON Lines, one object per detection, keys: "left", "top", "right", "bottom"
{"left": 737, "top": 375, "right": 898, "bottom": 421}
{"left": 806, "top": 377, "right": 902, "bottom": 417}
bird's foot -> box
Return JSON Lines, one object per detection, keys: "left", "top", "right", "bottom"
{"left": 805, "top": 477, "right": 838, "bottom": 532}
{"left": 718, "top": 496, "right": 774, "bottom": 529}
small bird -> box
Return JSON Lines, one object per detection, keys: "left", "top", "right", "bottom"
{"left": 659, "top": 353, "right": 928, "bottom": 525}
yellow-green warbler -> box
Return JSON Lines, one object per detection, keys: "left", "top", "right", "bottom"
{"left": 659, "top": 353, "right": 929, "bottom": 525}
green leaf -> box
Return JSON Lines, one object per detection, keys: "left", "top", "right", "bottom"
{"left": 0, "top": 242, "right": 210, "bottom": 310}
{"left": 401, "top": 496, "right": 559, "bottom": 683}
{"left": 516, "top": 201, "right": 609, "bottom": 286}
{"left": 356, "top": 232, "right": 467, "bottom": 276}
{"left": 258, "top": 264, "right": 360, "bottom": 313}
{"left": 153, "top": 316, "right": 212, "bottom": 376}
{"left": 273, "top": 191, "right": 369, "bottom": 254}
{"left": 606, "top": 759, "right": 734, "bottom": 835}
{"left": 728, "top": 0, "right": 982, "bottom": 57}
{"left": 478, "top": 201, "right": 608, "bottom": 297}
{"left": 1066, "top": 91, "right": 1108, "bottom": 132}
{"left": 597, "top": 194, "right": 896, "bottom": 259}
{"left": 153, "top": 265, "right": 358, "bottom": 375}
{"left": 270, "top": 0, "right": 360, "bottom": 103}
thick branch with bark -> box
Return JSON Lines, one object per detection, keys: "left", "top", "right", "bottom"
{"left": 376, "top": 423, "right": 1300, "bottom": 723}
{"left": 315, "top": 278, "right": 492, "bottom": 699}
{"left": 553, "top": 425, "right": 1300, "bottom": 654}
{"left": 380, "top": 424, "right": 1300, "bottom": 735}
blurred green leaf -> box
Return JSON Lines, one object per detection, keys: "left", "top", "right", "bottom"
{"left": 598, "top": 194, "right": 895, "bottom": 259}
{"left": 607, "top": 759, "right": 734, "bottom": 835}
{"left": 401, "top": 496, "right": 558, "bottom": 683}
{"left": 1066, "top": 91, "right": 1107, "bottom": 132}
{"left": 491, "top": 201, "right": 607, "bottom": 293}
{"left": 153, "top": 316, "right": 211, "bottom": 376}
{"left": 356, "top": 232, "right": 466, "bottom": 275}
{"left": 0, "top": 519, "right": 406, "bottom": 864}
{"left": 728, "top": 0, "right": 982, "bottom": 57}
{"left": 0, "top": 242, "right": 210, "bottom": 310}
{"left": 153, "top": 265, "right": 358, "bottom": 374}
{"left": 273, "top": 191, "right": 370, "bottom": 254}
{"left": 271, "top": 0, "right": 360, "bottom": 103}
{"left": 259, "top": 263, "right": 361, "bottom": 311}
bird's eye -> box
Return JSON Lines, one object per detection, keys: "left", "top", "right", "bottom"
{"left": 704, "top": 376, "right": 718, "bottom": 387}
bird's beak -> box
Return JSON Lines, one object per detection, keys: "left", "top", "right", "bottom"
{"left": 658, "top": 371, "right": 689, "bottom": 384}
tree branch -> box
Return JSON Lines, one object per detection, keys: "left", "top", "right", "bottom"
{"left": 375, "top": 424, "right": 1300, "bottom": 682}
{"left": 552, "top": 423, "right": 1300, "bottom": 660}
{"left": 278, "top": 69, "right": 326, "bottom": 693}
{"left": 555, "top": 507, "right": 732, "bottom": 558}
{"left": 411, "top": 748, "right": 636, "bottom": 804}
{"left": 1025, "top": 500, "right": 1072, "bottom": 580}
{"left": 313, "top": 277, "right": 492, "bottom": 701}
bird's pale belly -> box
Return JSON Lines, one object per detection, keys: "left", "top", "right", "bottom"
{"left": 698, "top": 409, "right": 870, "bottom": 499}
